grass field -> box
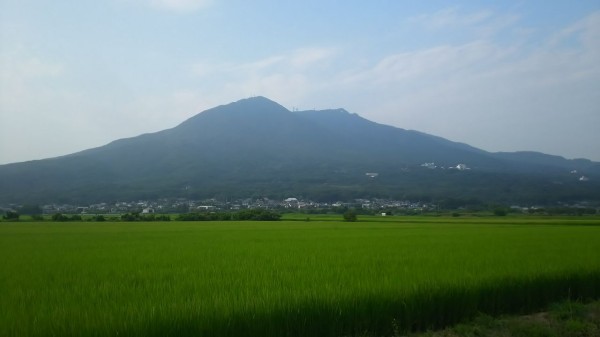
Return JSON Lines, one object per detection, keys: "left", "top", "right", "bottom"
{"left": 1, "top": 217, "right": 600, "bottom": 336}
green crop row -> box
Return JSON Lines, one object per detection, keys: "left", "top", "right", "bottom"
{"left": 1, "top": 219, "right": 599, "bottom": 336}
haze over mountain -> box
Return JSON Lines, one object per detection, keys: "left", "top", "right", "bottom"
{"left": 1, "top": 97, "right": 598, "bottom": 205}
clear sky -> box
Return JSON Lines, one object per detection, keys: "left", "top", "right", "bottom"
{"left": 1, "top": 0, "right": 599, "bottom": 164}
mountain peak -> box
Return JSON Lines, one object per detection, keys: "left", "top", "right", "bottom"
{"left": 177, "top": 96, "right": 290, "bottom": 130}
{"left": 236, "top": 95, "right": 278, "bottom": 104}
{"left": 228, "top": 96, "right": 289, "bottom": 113}
{"left": 205, "top": 96, "right": 291, "bottom": 118}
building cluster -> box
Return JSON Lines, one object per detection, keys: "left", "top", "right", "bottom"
{"left": 420, "top": 162, "right": 471, "bottom": 170}
{"left": 1, "top": 197, "right": 436, "bottom": 215}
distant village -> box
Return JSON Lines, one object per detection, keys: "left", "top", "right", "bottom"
{"left": 1, "top": 198, "right": 437, "bottom": 216}
{"left": 2, "top": 196, "right": 598, "bottom": 217}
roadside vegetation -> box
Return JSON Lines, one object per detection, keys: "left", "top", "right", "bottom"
{"left": 1, "top": 217, "right": 599, "bottom": 336}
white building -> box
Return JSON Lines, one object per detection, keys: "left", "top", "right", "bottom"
{"left": 455, "top": 164, "right": 470, "bottom": 170}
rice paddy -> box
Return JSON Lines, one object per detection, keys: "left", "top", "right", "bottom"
{"left": 1, "top": 217, "right": 599, "bottom": 336}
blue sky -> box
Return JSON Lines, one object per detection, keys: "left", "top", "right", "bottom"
{"left": 1, "top": 0, "right": 599, "bottom": 164}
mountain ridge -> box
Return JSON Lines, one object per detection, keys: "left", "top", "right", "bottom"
{"left": 0, "top": 96, "right": 598, "bottom": 204}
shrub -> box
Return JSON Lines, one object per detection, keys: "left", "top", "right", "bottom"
{"left": 121, "top": 213, "right": 141, "bottom": 221}
{"left": 493, "top": 209, "right": 507, "bottom": 216}
{"left": 177, "top": 210, "right": 280, "bottom": 221}
{"left": 343, "top": 210, "right": 357, "bottom": 222}
{"left": 2, "top": 211, "right": 19, "bottom": 221}
{"left": 235, "top": 209, "right": 281, "bottom": 221}
{"left": 51, "top": 213, "right": 69, "bottom": 222}
{"left": 176, "top": 213, "right": 206, "bottom": 221}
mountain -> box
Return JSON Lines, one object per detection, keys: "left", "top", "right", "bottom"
{"left": 1, "top": 96, "right": 599, "bottom": 205}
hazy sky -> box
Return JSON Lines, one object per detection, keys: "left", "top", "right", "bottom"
{"left": 1, "top": 1, "right": 599, "bottom": 164}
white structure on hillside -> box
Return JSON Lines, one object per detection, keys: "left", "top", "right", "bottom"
{"left": 284, "top": 198, "right": 299, "bottom": 208}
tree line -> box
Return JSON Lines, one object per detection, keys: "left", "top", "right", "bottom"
{"left": 1, "top": 209, "right": 282, "bottom": 222}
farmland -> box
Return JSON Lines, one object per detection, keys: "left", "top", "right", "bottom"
{"left": 1, "top": 217, "right": 600, "bottom": 336}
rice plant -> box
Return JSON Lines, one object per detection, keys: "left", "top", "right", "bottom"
{"left": 1, "top": 218, "right": 599, "bottom": 336}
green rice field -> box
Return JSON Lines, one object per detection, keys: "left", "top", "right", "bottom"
{"left": 1, "top": 217, "right": 600, "bottom": 336}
